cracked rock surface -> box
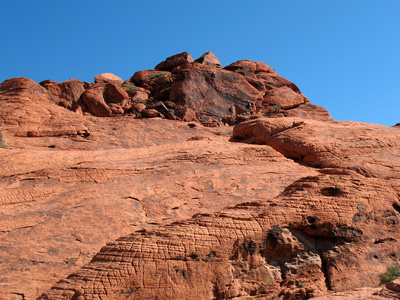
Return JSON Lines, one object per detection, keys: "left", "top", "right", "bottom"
{"left": 33, "top": 117, "right": 400, "bottom": 300}
{"left": 1, "top": 53, "right": 400, "bottom": 299}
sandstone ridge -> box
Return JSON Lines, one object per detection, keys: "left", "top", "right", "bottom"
{"left": 0, "top": 52, "right": 399, "bottom": 300}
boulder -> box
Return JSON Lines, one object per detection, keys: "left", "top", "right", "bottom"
{"left": 169, "top": 63, "right": 262, "bottom": 122}
{"left": 80, "top": 83, "right": 131, "bottom": 117}
{"left": 104, "top": 83, "right": 128, "bottom": 104}
{"left": 155, "top": 51, "right": 194, "bottom": 72}
{"left": 225, "top": 60, "right": 275, "bottom": 74}
{"left": 131, "top": 70, "right": 172, "bottom": 86}
{"left": 195, "top": 51, "right": 221, "bottom": 66}
{"left": 40, "top": 78, "right": 86, "bottom": 112}
{"left": 81, "top": 84, "right": 113, "bottom": 117}
{"left": 141, "top": 108, "right": 163, "bottom": 118}
{"left": 284, "top": 103, "right": 333, "bottom": 121}
{"left": 94, "top": 73, "right": 123, "bottom": 85}
{"left": 0, "top": 77, "right": 89, "bottom": 137}
{"left": 386, "top": 279, "right": 400, "bottom": 293}
{"left": 263, "top": 86, "right": 308, "bottom": 109}
{"left": 224, "top": 59, "right": 258, "bottom": 75}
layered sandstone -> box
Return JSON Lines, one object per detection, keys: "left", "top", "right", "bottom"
{"left": 0, "top": 52, "right": 399, "bottom": 300}
{"left": 36, "top": 117, "right": 400, "bottom": 299}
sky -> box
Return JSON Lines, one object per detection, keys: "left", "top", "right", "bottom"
{"left": 1, "top": 1, "right": 399, "bottom": 126}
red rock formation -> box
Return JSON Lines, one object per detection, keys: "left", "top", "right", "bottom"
{"left": 169, "top": 62, "right": 263, "bottom": 123}
{"left": 0, "top": 77, "right": 89, "bottom": 137}
{"left": 23, "top": 51, "right": 332, "bottom": 125}
{"left": 37, "top": 117, "right": 400, "bottom": 299}
{"left": 94, "top": 73, "right": 123, "bottom": 85}
{"left": 1, "top": 53, "right": 399, "bottom": 300}
{"left": 155, "top": 51, "right": 194, "bottom": 71}
{"left": 40, "top": 79, "right": 86, "bottom": 112}
{"left": 195, "top": 50, "right": 222, "bottom": 66}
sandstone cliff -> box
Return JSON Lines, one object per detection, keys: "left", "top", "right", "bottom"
{"left": 0, "top": 52, "right": 399, "bottom": 300}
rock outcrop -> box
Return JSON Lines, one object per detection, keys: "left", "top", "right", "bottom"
{"left": 0, "top": 77, "right": 89, "bottom": 137}
{"left": 37, "top": 117, "right": 400, "bottom": 299}
{"left": 9, "top": 51, "right": 331, "bottom": 126}
{"left": 94, "top": 73, "right": 124, "bottom": 85}
{"left": 0, "top": 52, "right": 399, "bottom": 300}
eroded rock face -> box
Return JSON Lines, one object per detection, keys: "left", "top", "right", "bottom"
{"left": 38, "top": 117, "right": 400, "bottom": 299}
{"left": 169, "top": 63, "right": 263, "bottom": 122}
{"left": 1, "top": 53, "right": 399, "bottom": 300}
{"left": 155, "top": 51, "right": 195, "bottom": 71}
{"left": 2, "top": 51, "right": 332, "bottom": 125}
{"left": 0, "top": 77, "right": 89, "bottom": 137}
{"left": 94, "top": 73, "right": 123, "bottom": 85}
{"left": 195, "top": 50, "right": 221, "bottom": 66}
{"left": 40, "top": 79, "right": 86, "bottom": 112}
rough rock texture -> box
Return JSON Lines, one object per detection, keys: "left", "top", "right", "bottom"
{"left": 33, "top": 117, "right": 400, "bottom": 300}
{"left": 40, "top": 79, "right": 86, "bottom": 112}
{"left": 127, "top": 51, "right": 332, "bottom": 125}
{"left": 155, "top": 51, "right": 195, "bottom": 71}
{"left": 169, "top": 63, "right": 263, "bottom": 122}
{"left": 94, "top": 73, "right": 123, "bottom": 85}
{"left": 28, "top": 51, "right": 331, "bottom": 126}
{"left": 0, "top": 77, "right": 89, "bottom": 137}
{"left": 1, "top": 53, "right": 400, "bottom": 300}
{"left": 195, "top": 50, "right": 222, "bottom": 66}
{"left": 80, "top": 83, "right": 134, "bottom": 117}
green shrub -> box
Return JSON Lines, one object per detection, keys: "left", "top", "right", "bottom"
{"left": 297, "top": 282, "right": 305, "bottom": 288}
{"left": 125, "top": 83, "right": 136, "bottom": 92}
{"left": 134, "top": 97, "right": 147, "bottom": 105}
{"left": 272, "top": 104, "right": 283, "bottom": 113}
{"left": 0, "top": 130, "right": 8, "bottom": 149}
{"left": 263, "top": 277, "right": 273, "bottom": 286}
{"left": 151, "top": 72, "right": 171, "bottom": 79}
{"left": 379, "top": 263, "right": 400, "bottom": 284}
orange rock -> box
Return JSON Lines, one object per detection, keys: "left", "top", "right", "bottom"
{"left": 0, "top": 77, "right": 89, "bottom": 137}
{"left": 263, "top": 86, "right": 307, "bottom": 109}
{"left": 37, "top": 116, "right": 400, "bottom": 299}
{"left": 94, "top": 72, "right": 123, "bottom": 85}
{"left": 169, "top": 63, "right": 262, "bottom": 122}
{"left": 155, "top": 51, "right": 194, "bottom": 71}
{"left": 40, "top": 78, "right": 86, "bottom": 111}
{"left": 2, "top": 54, "right": 400, "bottom": 300}
{"left": 195, "top": 50, "right": 221, "bottom": 66}
{"left": 81, "top": 84, "right": 113, "bottom": 117}
{"left": 131, "top": 70, "right": 172, "bottom": 86}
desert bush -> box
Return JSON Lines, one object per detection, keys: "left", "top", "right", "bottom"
{"left": 134, "top": 97, "right": 147, "bottom": 105}
{"left": 151, "top": 72, "right": 171, "bottom": 79}
{"left": 272, "top": 104, "right": 283, "bottom": 113}
{"left": 0, "top": 130, "right": 9, "bottom": 149}
{"left": 379, "top": 263, "right": 400, "bottom": 284}
{"left": 125, "top": 83, "right": 136, "bottom": 92}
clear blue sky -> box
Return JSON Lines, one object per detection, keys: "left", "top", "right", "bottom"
{"left": 1, "top": 1, "right": 399, "bottom": 126}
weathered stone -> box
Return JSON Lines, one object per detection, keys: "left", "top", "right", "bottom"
{"left": 94, "top": 73, "right": 123, "bottom": 85}
{"left": 169, "top": 63, "right": 262, "bottom": 122}
{"left": 263, "top": 86, "right": 308, "bottom": 109}
{"left": 103, "top": 83, "right": 128, "bottom": 104}
{"left": 81, "top": 84, "right": 113, "bottom": 117}
{"left": 2, "top": 53, "right": 400, "bottom": 300}
{"left": 155, "top": 51, "right": 194, "bottom": 71}
{"left": 40, "top": 78, "right": 86, "bottom": 111}
{"left": 141, "top": 108, "right": 163, "bottom": 118}
{"left": 195, "top": 51, "right": 221, "bottom": 66}
{"left": 131, "top": 70, "right": 172, "bottom": 86}
{"left": 0, "top": 77, "right": 89, "bottom": 137}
